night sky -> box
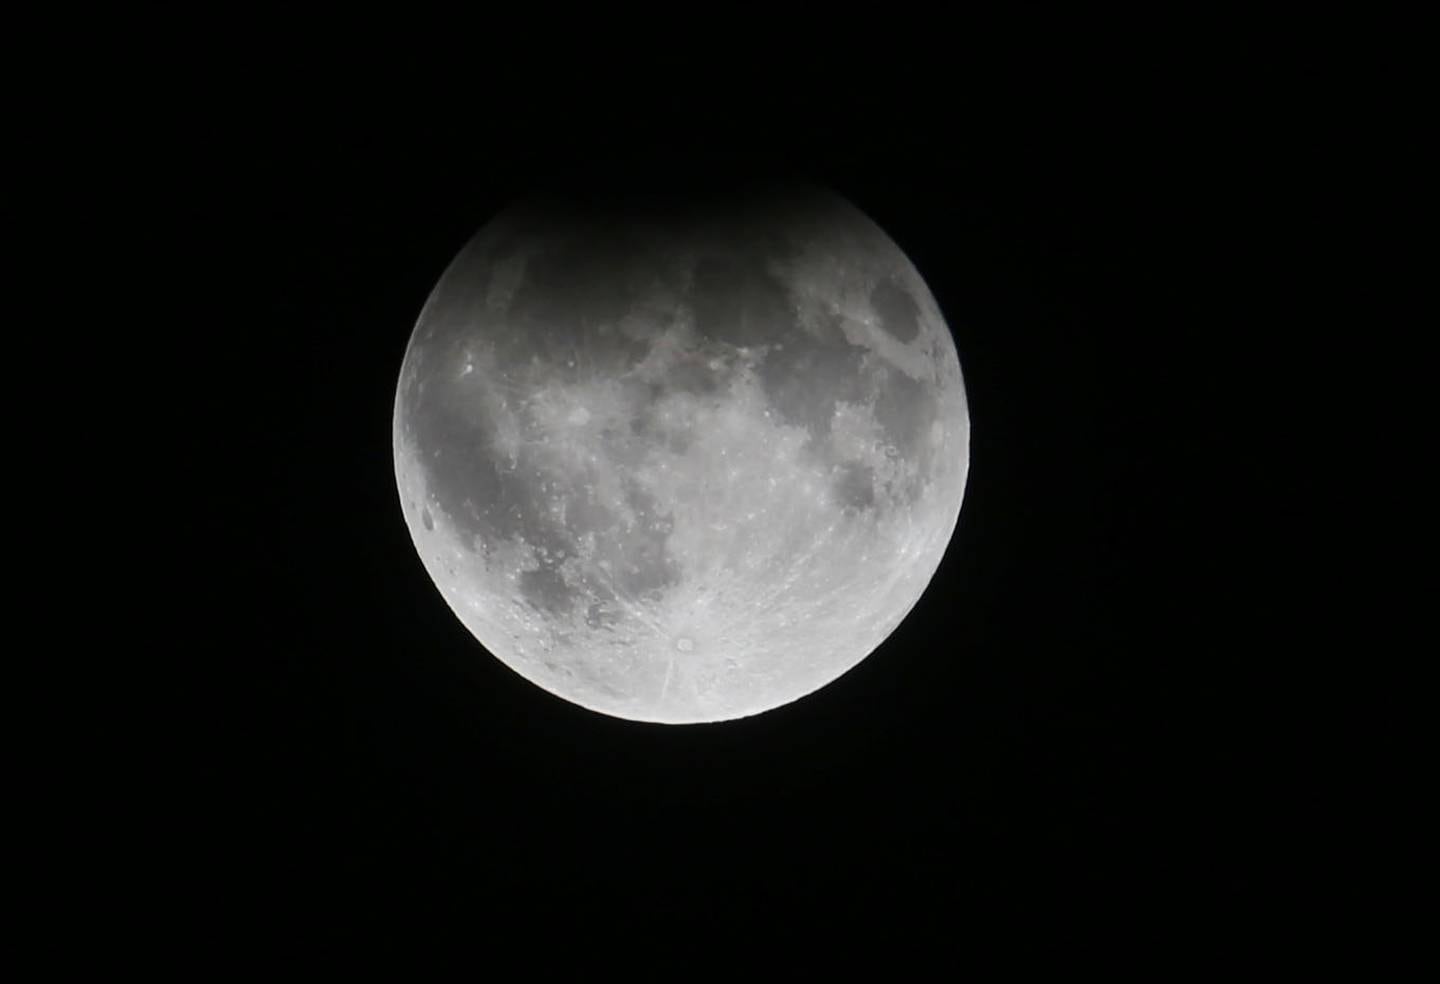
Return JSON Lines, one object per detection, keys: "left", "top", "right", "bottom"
{"left": 157, "top": 42, "right": 1299, "bottom": 949}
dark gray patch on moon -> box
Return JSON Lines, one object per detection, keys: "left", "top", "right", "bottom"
{"left": 661, "top": 351, "right": 728, "bottom": 399}
{"left": 833, "top": 461, "right": 877, "bottom": 512}
{"left": 606, "top": 481, "right": 681, "bottom": 601}
{"left": 629, "top": 404, "right": 694, "bottom": 456}
{"left": 405, "top": 377, "right": 619, "bottom": 618}
{"left": 756, "top": 319, "right": 869, "bottom": 447}
{"left": 689, "top": 254, "right": 796, "bottom": 350}
{"left": 407, "top": 381, "right": 527, "bottom": 541}
{"left": 870, "top": 278, "right": 922, "bottom": 343}
{"left": 871, "top": 367, "right": 937, "bottom": 483}
{"left": 509, "top": 245, "right": 631, "bottom": 338}
{"left": 520, "top": 565, "right": 574, "bottom": 615}
{"left": 499, "top": 234, "right": 660, "bottom": 371}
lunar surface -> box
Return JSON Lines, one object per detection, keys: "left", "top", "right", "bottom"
{"left": 393, "top": 184, "right": 969, "bottom": 723}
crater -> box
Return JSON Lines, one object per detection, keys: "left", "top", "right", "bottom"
{"left": 585, "top": 602, "right": 619, "bottom": 630}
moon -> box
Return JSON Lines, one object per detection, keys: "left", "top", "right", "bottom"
{"left": 393, "top": 183, "right": 969, "bottom": 723}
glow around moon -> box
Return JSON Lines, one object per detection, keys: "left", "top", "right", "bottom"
{"left": 394, "top": 185, "right": 969, "bottom": 723}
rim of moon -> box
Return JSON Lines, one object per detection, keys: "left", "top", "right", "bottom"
{"left": 393, "top": 183, "right": 969, "bottom": 724}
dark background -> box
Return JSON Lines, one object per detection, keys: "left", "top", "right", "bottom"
{"left": 149, "top": 39, "right": 1310, "bottom": 949}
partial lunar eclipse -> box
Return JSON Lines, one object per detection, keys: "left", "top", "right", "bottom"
{"left": 394, "top": 184, "right": 969, "bottom": 723}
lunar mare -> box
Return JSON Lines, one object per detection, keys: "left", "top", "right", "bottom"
{"left": 394, "top": 186, "right": 969, "bottom": 723}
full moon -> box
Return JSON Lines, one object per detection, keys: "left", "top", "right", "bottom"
{"left": 393, "top": 183, "right": 969, "bottom": 723}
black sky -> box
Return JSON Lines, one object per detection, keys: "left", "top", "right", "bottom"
{"left": 144, "top": 38, "right": 1307, "bottom": 952}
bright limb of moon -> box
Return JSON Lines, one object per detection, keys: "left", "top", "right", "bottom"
{"left": 393, "top": 185, "right": 969, "bottom": 723}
